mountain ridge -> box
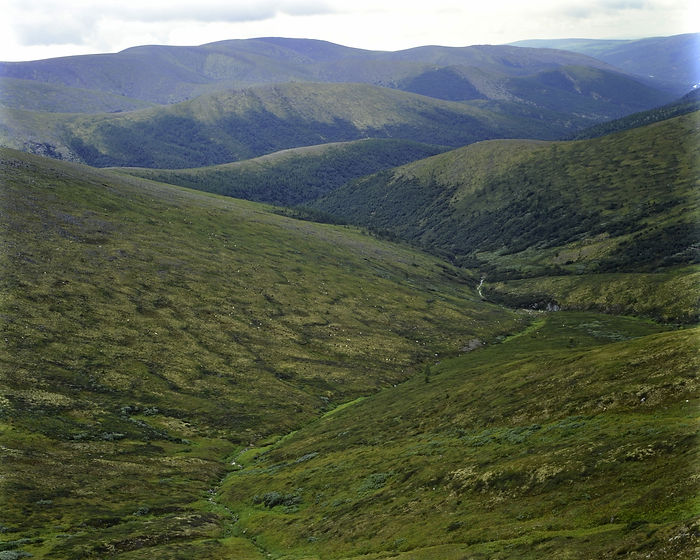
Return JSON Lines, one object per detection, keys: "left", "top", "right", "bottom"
{"left": 115, "top": 138, "right": 448, "bottom": 206}
{"left": 1, "top": 74, "right": 671, "bottom": 168}
{"left": 510, "top": 33, "right": 700, "bottom": 94}
{"left": 1, "top": 35, "right": 684, "bottom": 106}
{"left": 312, "top": 111, "right": 699, "bottom": 320}
{"left": 0, "top": 37, "right": 623, "bottom": 104}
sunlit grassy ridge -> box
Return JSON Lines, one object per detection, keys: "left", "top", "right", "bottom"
{"left": 314, "top": 112, "right": 699, "bottom": 320}
{"left": 0, "top": 77, "right": 155, "bottom": 113}
{"left": 2, "top": 73, "right": 672, "bottom": 169}
{"left": 316, "top": 112, "right": 698, "bottom": 272}
{"left": 0, "top": 148, "right": 525, "bottom": 558}
{"left": 220, "top": 315, "right": 698, "bottom": 559}
{"left": 1, "top": 82, "right": 556, "bottom": 168}
{"left": 116, "top": 139, "right": 447, "bottom": 206}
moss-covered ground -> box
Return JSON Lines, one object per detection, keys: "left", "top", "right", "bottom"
{"left": 0, "top": 147, "right": 696, "bottom": 558}
{"left": 0, "top": 149, "right": 523, "bottom": 558}
{"left": 220, "top": 314, "right": 698, "bottom": 559}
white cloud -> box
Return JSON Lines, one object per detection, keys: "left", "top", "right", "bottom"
{"left": 111, "top": 1, "right": 334, "bottom": 23}
{"left": 9, "top": 0, "right": 334, "bottom": 46}
{"left": 0, "top": 0, "right": 696, "bottom": 61}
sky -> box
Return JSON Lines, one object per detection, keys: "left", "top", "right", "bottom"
{"left": 1, "top": 0, "right": 697, "bottom": 62}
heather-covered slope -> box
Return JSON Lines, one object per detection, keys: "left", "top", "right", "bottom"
{"left": 3, "top": 148, "right": 696, "bottom": 559}
{"left": 219, "top": 316, "right": 697, "bottom": 559}
{"left": 313, "top": 112, "right": 699, "bottom": 320}
{"left": 117, "top": 138, "right": 447, "bottom": 206}
{"left": 0, "top": 148, "right": 522, "bottom": 558}
{"left": 0, "top": 82, "right": 569, "bottom": 168}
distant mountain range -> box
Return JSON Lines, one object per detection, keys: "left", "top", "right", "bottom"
{"left": 510, "top": 33, "right": 700, "bottom": 93}
{"left": 3, "top": 35, "right": 694, "bottom": 168}
{"left": 0, "top": 37, "right": 634, "bottom": 104}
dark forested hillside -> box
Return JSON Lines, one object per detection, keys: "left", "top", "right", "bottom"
{"left": 572, "top": 88, "right": 700, "bottom": 139}
{"left": 118, "top": 139, "right": 447, "bottom": 206}
{"left": 313, "top": 112, "right": 699, "bottom": 319}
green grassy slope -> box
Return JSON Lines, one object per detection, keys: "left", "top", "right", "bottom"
{"left": 219, "top": 313, "right": 698, "bottom": 559}
{"left": 2, "top": 82, "right": 569, "bottom": 168}
{"left": 0, "top": 148, "right": 524, "bottom": 559}
{"left": 116, "top": 139, "right": 448, "bottom": 206}
{"left": 0, "top": 77, "right": 155, "bottom": 113}
{"left": 313, "top": 112, "right": 699, "bottom": 320}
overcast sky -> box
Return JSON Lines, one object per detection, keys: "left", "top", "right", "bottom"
{"left": 1, "top": 0, "right": 697, "bottom": 62}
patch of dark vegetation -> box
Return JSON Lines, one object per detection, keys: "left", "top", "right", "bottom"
{"left": 598, "top": 222, "right": 700, "bottom": 271}
{"left": 314, "top": 112, "right": 698, "bottom": 280}
{"left": 128, "top": 138, "right": 448, "bottom": 207}
{"left": 253, "top": 491, "right": 302, "bottom": 509}
{"left": 572, "top": 91, "right": 700, "bottom": 140}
